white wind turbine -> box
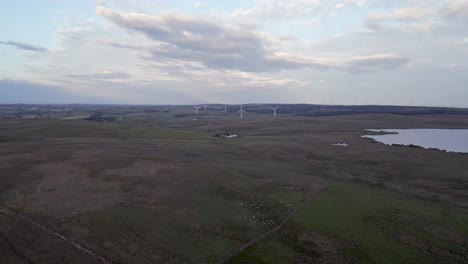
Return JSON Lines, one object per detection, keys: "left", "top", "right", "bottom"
{"left": 194, "top": 106, "right": 201, "bottom": 114}
{"left": 270, "top": 106, "right": 279, "bottom": 118}
{"left": 237, "top": 104, "right": 246, "bottom": 119}
{"left": 224, "top": 105, "right": 227, "bottom": 113}
{"left": 204, "top": 104, "right": 207, "bottom": 111}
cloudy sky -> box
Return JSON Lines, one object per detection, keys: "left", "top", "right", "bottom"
{"left": 1, "top": 0, "right": 467, "bottom": 106}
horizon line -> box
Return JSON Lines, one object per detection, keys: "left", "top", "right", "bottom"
{"left": 0, "top": 103, "right": 467, "bottom": 109}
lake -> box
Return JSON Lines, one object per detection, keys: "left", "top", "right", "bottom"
{"left": 363, "top": 129, "right": 468, "bottom": 153}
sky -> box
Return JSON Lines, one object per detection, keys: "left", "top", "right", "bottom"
{"left": 1, "top": 0, "right": 468, "bottom": 106}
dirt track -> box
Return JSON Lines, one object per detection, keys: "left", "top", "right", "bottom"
{"left": 0, "top": 204, "right": 111, "bottom": 264}
{"left": 218, "top": 186, "right": 327, "bottom": 263}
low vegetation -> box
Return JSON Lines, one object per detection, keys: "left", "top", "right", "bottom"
{"left": 0, "top": 104, "right": 467, "bottom": 263}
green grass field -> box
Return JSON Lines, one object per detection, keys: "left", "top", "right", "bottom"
{"left": 231, "top": 183, "right": 468, "bottom": 264}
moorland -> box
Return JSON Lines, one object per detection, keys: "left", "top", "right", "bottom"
{"left": 1, "top": 104, "right": 467, "bottom": 264}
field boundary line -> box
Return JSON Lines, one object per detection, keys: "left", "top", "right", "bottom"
{"left": 0, "top": 204, "right": 112, "bottom": 264}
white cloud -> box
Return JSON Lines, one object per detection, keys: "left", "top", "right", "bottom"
{"left": 437, "top": 63, "right": 468, "bottom": 68}
{"left": 66, "top": 68, "right": 131, "bottom": 81}
{"left": 443, "top": 0, "right": 468, "bottom": 21}
{"left": 344, "top": 0, "right": 367, "bottom": 7}
{"left": 96, "top": 7, "right": 410, "bottom": 74}
{"left": 194, "top": 2, "right": 210, "bottom": 9}
{"left": 231, "top": 0, "right": 323, "bottom": 22}
{"left": 335, "top": 3, "right": 345, "bottom": 9}
{"left": 369, "top": 7, "right": 436, "bottom": 21}
{"left": 229, "top": 0, "right": 372, "bottom": 23}
{"left": 228, "top": 0, "right": 434, "bottom": 23}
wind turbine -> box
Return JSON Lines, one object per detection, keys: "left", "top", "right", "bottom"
{"left": 204, "top": 104, "right": 207, "bottom": 111}
{"left": 224, "top": 105, "right": 227, "bottom": 113}
{"left": 237, "top": 104, "right": 246, "bottom": 119}
{"left": 270, "top": 106, "right": 279, "bottom": 118}
{"left": 194, "top": 106, "right": 201, "bottom": 114}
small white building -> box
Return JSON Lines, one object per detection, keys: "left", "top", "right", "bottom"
{"left": 332, "top": 142, "right": 349, "bottom": 147}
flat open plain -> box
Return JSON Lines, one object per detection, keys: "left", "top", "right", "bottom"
{"left": 1, "top": 108, "right": 468, "bottom": 263}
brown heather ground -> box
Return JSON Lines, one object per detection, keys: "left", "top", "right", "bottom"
{"left": 0, "top": 111, "right": 467, "bottom": 263}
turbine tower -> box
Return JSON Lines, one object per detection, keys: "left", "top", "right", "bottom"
{"left": 271, "top": 106, "right": 279, "bottom": 118}
{"left": 237, "top": 104, "right": 246, "bottom": 119}
{"left": 194, "top": 106, "right": 201, "bottom": 114}
{"left": 204, "top": 104, "right": 207, "bottom": 111}
{"left": 224, "top": 105, "right": 227, "bottom": 113}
